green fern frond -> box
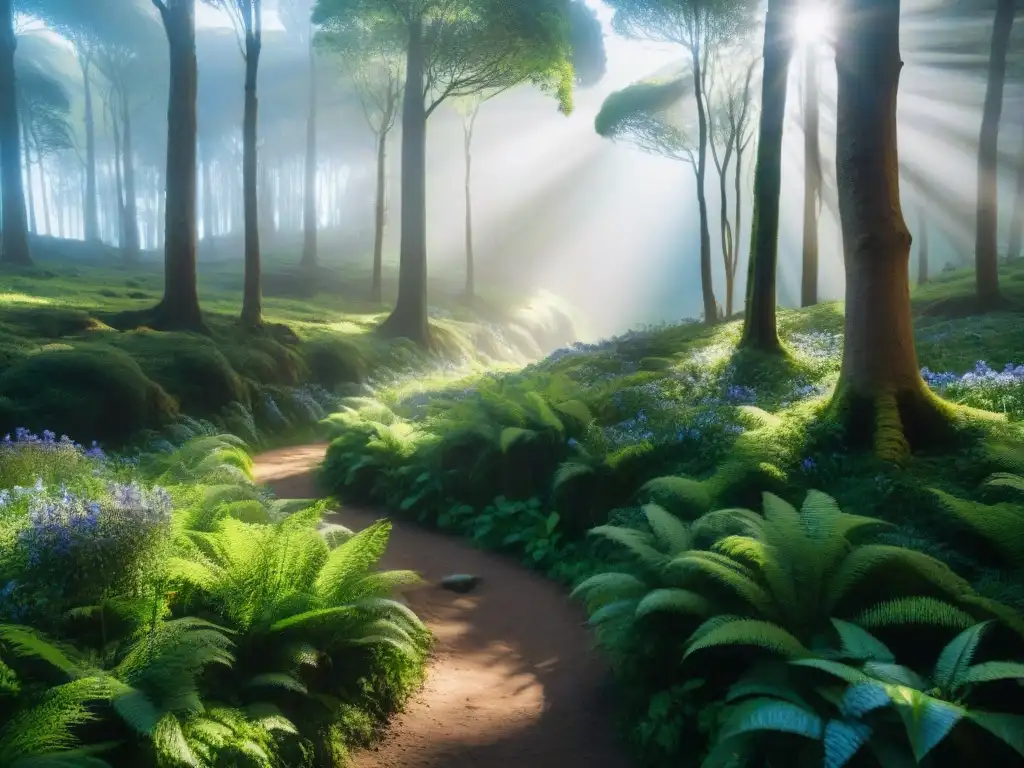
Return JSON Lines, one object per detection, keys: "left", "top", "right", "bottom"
{"left": 983, "top": 472, "right": 1024, "bottom": 494}
{"left": 717, "top": 697, "right": 823, "bottom": 741}
{"left": 830, "top": 619, "right": 896, "bottom": 663}
{"left": 966, "top": 711, "right": 1024, "bottom": 758}
{"left": 640, "top": 475, "right": 712, "bottom": 518}
{"left": 152, "top": 714, "right": 201, "bottom": 768}
{"left": 712, "top": 535, "right": 767, "bottom": 569}
{"left": 789, "top": 657, "right": 871, "bottom": 686}
{"left": 571, "top": 573, "right": 648, "bottom": 612}
{"left": 314, "top": 519, "right": 393, "bottom": 606}
{"left": 552, "top": 461, "right": 596, "bottom": 492}
{"left": 690, "top": 507, "right": 765, "bottom": 544}
{"left": 685, "top": 618, "right": 810, "bottom": 659}
{"left": 246, "top": 673, "right": 308, "bottom": 695}
{"left": 0, "top": 625, "right": 86, "bottom": 679}
{"left": 669, "top": 551, "right": 777, "bottom": 618}
{"left": 931, "top": 488, "right": 1024, "bottom": 563}
{"left": 861, "top": 662, "right": 929, "bottom": 689}
{"left": 642, "top": 503, "right": 692, "bottom": 555}
{"left": 823, "top": 718, "right": 874, "bottom": 768}
{"left": 933, "top": 621, "right": 991, "bottom": 692}
{"left": 886, "top": 686, "right": 964, "bottom": 762}
{"left": 523, "top": 392, "right": 566, "bottom": 433}
{"left": 587, "top": 598, "right": 639, "bottom": 628}
{"left": 587, "top": 525, "right": 667, "bottom": 568}
{"left": 635, "top": 588, "right": 710, "bottom": 620}
{"left": 0, "top": 677, "right": 109, "bottom": 765}
{"left": 499, "top": 426, "right": 538, "bottom": 452}
{"left": 855, "top": 597, "right": 976, "bottom": 631}
{"left": 553, "top": 399, "right": 593, "bottom": 430}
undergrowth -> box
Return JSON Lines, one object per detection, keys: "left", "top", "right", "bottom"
{"left": 317, "top": 262, "right": 1024, "bottom": 767}
{"left": 0, "top": 429, "right": 429, "bottom": 767}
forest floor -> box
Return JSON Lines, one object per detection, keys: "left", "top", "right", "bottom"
{"left": 254, "top": 442, "right": 635, "bottom": 768}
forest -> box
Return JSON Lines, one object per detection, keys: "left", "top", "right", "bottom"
{"left": 0, "top": 0, "right": 1023, "bottom": 766}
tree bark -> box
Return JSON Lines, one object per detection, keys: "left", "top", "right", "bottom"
{"left": 974, "top": 0, "right": 1015, "bottom": 304}
{"left": 691, "top": 45, "right": 717, "bottom": 325}
{"left": 110, "top": 98, "right": 127, "bottom": 250}
{"left": 301, "top": 29, "right": 318, "bottom": 269}
{"left": 80, "top": 50, "right": 100, "bottom": 243}
{"left": 732, "top": 141, "right": 746, "bottom": 318}
{"left": 371, "top": 125, "right": 388, "bottom": 303}
{"left": 22, "top": 115, "right": 35, "bottom": 234}
{"left": 1008, "top": 123, "right": 1024, "bottom": 261}
{"left": 240, "top": 20, "right": 262, "bottom": 329}
{"left": 378, "top": 17, "right": 430, "bottom": 347}
{"left": 739, "top": 0, "right": 791, "bottom": 351}
{"left": 151, "top": 0, "right": 203, "bottom": 331}
{"left": 917, "top": 203, "right": 928, "bottom": 285}
{"left": 37, "top": 132, "right": 51, "bottom": 236}
{"left": 121, "top": 86, "right": 140, "bottom": 260}
{"left": 801, "top": 42, "right": 820, "bottom": 307}
{"left": 832, "top": 0, "right": 947, "bottom": 462}
{"left": 201, "top": 141, "right": 215, "bottom": 241}
{"left": 0, "top": 0, "right": 31, "bottom": 266}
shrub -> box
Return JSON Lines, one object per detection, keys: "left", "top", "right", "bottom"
{"left": 0, "top": 346, "right": 178, "bottom": 444}
{"left": 305, "top": 337, "right": 366, "bottom": 390}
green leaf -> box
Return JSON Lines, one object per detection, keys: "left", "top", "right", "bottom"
{"left": 839, "top": 682, "right": 892, "bottom": 719}
{"left": 684, "top": 618, "right": 809, "bottom": 659}
{"left": 824, "top": 718, "right": 873, "bottom": 768}
{"left": 830, "top": 619, "right": 895, "bottom": 662}
{"left": 718, "top": 697, "right": 823, "bottom": 741}
{"left": 635, "top": 588, "right": 710, "bottom": 620}
{"left": 888, "top": 687, "right": 964, "bottom": 762}
{"left": 933, "top": 621, "right": 991, "bottom": 693}
{"left": 966, "top": 710, "right": 1024, "bottom": 757}
{"left": 790, "top": 658, "right": 870, "bottom": 686}
{"left": 960, "top": 661, "right": 1024, "bottom": 686}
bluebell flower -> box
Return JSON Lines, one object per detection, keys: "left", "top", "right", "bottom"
{"left": 801, "top": 457, "right": 817, "bottom": 472}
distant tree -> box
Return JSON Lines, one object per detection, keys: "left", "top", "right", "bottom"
{"left": 204, "top": 0, "right": 264, "bottom": 329}
{"left": 18, "top": 65, "right": 73, "bottom": 238}
{"left": 800, "top": 36, "right": 821, "bottom": 307}
{"left": 606, "top": 0, "right": 757, "bottom": 326}
{"left": 706, "top": 54, "right": 756, "bottom": 318}
{"left": 0, "top": 0, "right": 31, "bottom": 265}
{"left": 314, "top": 0, "right": 576, "bottom": 347}
{"left": 975, "top": 0, "right": 1017, "bottom": 304}
{"left": 279, "top": 0, "right": 319, "bottom": 269}
{"left": 917, "top": 203, "right": 929, "bottom": 285}
{"left": 831, "top": 0, "right": 944, "bottom": 460}
{"left": 318, "top": 18, "right": 404, "bottom": 303}
{"left": 739, "top": 0, "right": 794, "bottom": 352}
{"left": 149, "top": 0, "right": 204, "bottom": 331}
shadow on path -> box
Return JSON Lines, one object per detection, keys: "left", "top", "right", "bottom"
{"left": 253, "top": 444, "right": 634, "bottom": 768}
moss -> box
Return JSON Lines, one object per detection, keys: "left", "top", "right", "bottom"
{"left": 305, "top": 337, "right": 367, "bottom": 389}
{"left": 0, "top": 345, "right": 178, "bottom": 444}
{"left": 109, "top": 330, "right": 248, "bottom": 414}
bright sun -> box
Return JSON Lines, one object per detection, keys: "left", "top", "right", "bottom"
{"left": 793, "top": 4, "right": 835, "bottom": 46}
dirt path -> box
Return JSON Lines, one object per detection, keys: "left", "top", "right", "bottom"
{"left": 253, "top": 444, "right": 634, "bottom": 768}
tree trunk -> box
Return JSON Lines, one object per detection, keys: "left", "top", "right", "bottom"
{"left": 974, "top": 0, "right": 1015, "bottom": 304}
{"left": 152, "top": 0, "right": 203, "bottom": 331}
{"left": 917, "top": 203, "right": 928, "bottom": 285}
{"left": 832, "top": 0, "right": 947, "bottom": 462}
{"left": 691, "top": 46, "right": 716, "bottom": 325}
{"left": 371, "top": 126, "right": 387, "bottom": 304}
{"left": 121, "top": 87, "right": 140, "bottom": 260}
{"left": 739, "top": 0, "right": 791, "bottom": 351}
{"left": 463, "top": 109, "right": 477, "bottom": 300}
{"left": 240, "top": 28, "right": 262, "bottom": 329}
{"left": 80, "top": 51, "right": 100, "bottom": 243}
{"left": 301, "top": 30, "right": 318, "bottom": 269}
{"left": 1008, "top": 124, "right": 1024, "bottom": 261}
{"left": 378, "top": 17, "right": 430, "bottom": 347}
{"left": 111, "top": 101, "right": 127, "bottom": 250}
{"left": 201, "top": 141, "right": 214, "bottom": 241}
{"left": 22, "top": 115, "right": 35, "bottom": 234}
{"left": 38, "top": 142, "right": 51, "bottom": 236}
{"left": 732, "top": 142, "right": 745, "bottom": 318}
{"left": 801, "top": 42, "right": 820, "bottom": 307}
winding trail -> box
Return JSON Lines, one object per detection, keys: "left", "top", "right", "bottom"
{"left": 253, "top": 444, "right": 634, "bottom": 768}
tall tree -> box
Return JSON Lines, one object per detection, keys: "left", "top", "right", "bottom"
{"left": 456, "top": 95, "right": 482, "bottom": 300}
{"left": 975, "top": 0, "right": 1017, "bottom": 304}
{"left": 832, "top": 0, "right": 945, "bottom": 460}
{"left": 319, "top": 17, "right": 404, "bottom": 303}
{"left": 279, "top": 0, "right": 319, "bottom": 269}
{"left": 150, "top": 0, "right": 204, "bottom": 331}
{"left": 0, "top": 0, "right": 31, "bottom": 265}
{"left": 607, "top": 0, "right": 757, "bottom": 326}
{"left": 314, "top": 0, "right": 577, "bottom": 347}
{"left": 800, "top": 38, "right": 821, "bottom": 307}
{"left": 207, "top": 0, "right": 263, "bottom": 328}
{"left": 917, "top": 203, "right": 929, "bottom": 285}
{"left": 739, "top": 0, "right": 794, "bottom": 351}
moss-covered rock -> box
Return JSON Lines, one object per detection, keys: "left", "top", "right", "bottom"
{"left": 0, "top": 345, "right": 178, "bottom": 444}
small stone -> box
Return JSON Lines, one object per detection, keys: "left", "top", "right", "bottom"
{"left": 439, "top": 574, "right": 481, "bottom": 593}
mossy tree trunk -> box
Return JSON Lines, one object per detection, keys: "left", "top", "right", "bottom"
{"left": 974, "top": 0, "right": 1016, "bottom": 304}
{"left": 301, "top": 29, "right": 318, "bottom": 269}
{"left": 240, "top": 1, "right": 263, "bottom": 330}
{"left": 832, "top": 0, "right": 948, "bottom": 462}
{"left": 0, "top": 0, "right": 31, "bottom": 266}
{"left": 800, "top": 41, "right": 820, "bottom": 307}
{"left": 1008, "top": 123, "right": 1024, "bottom": 261}
{"left": 151, "top": 0, "right": 204, "bottom": 332}
{"left": 378, "top": 17, "right": 431, "bottom": 347}
{"left": 739, "top": 0, "right": 791, "bottom": 352}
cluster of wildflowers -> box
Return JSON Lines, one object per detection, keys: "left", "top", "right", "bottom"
{"left": 0, "top": 428, "right": 107, "bottom": 490}
{"left": 787, "top": 331, "right": 842, "bottom": 360}
{"left": 921, "top": 361, "right": 1024, "bottom": 418}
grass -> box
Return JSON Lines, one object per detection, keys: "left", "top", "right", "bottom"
{"left": 0, "top": 243, "right": 577, "bottom": 448}
{"left": 316, "top": 259, "right": 1024, "bottom": 768}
